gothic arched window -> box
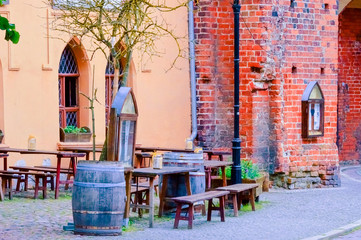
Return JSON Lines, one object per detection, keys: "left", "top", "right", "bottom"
{"left": 59, "top": 46, "right": 79, "bottom": 128}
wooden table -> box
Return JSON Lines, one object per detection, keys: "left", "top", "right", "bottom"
{"left": 203, "top": 150, "right": 231, "bottom": 161}
{"left": 136, "top": 146, "right": 194, "bottom": 153}
{"left": 204, "top": 160, "right": 233, "bottom": 189}
{"left": 58, "top": 146, "right": 103, "bottom": 160}
{"left": 129, "top": 166, "right": 198, "bottom": 228}
{"left": 0, "top": 147, "right": 85, "bottom": 199}
{"left": 0, "top": 153, "right": 9, "bottom": 170}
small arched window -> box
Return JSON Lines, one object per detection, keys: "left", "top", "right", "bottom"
{"left": 59, "top": 46, "right": 79, "bottom": 128}
{"left": 105, "top": 56, "right": 123, "bottom": 126}
{"left": 301, "top": 81, "right": 324, "bottom": 138}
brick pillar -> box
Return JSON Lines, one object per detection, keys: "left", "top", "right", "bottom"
{"left": 338, "top": 8, "right": 361, "bottom": 164}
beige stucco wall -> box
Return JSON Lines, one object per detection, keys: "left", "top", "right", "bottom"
{"left": 0, "top": 0, "right": 191, "bottom": 167}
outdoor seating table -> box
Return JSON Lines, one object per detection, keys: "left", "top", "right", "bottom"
{"left": 203, "top": 150, "right": 231, "bottom": 161}
{"left": 135, "top": 146, "right": 194, "bottom": 153}
{"left": 204, "top": 160, "right": 233, "bottom": 189}
{"left": 0, "top": 147, "right": 85, "bottom": 199}
{"left": 58, "top": 146, "right": 103, "bottom": 160}
{"left": 128, "top": 166, "right": 198, "bottom": 228}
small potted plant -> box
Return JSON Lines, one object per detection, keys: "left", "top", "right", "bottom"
{"left": 218, "top": 159, "right": 265, "bottom": 199}
{"left": 240, "top": 159, "right": 265, "bottom": 199}
{"left": 60, "top": 126, "right": 92, "bottom": 142}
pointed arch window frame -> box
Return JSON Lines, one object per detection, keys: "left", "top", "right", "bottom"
{"left": 301, "top": 81, "right": 325, "bottom": 138}
{"left": 58, "top": 45, "right": 80, "bottom": 128}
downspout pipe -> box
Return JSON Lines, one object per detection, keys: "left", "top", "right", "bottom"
{"left": 186, "top": 0, "right": 198, "bottom": 149}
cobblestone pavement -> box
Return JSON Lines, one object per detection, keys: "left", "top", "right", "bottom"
{"left": 1, "top": 166, "right": 361, "bottom": 240}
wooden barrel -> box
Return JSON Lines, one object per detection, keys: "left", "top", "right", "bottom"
{"left": 161, "top": 152, "right": 205, "bottom": 212}
{"left": 72, "top": 161, "right": 126, "bottom": 236}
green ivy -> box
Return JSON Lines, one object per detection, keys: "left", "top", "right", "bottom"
{"left": 63, "top": 126, "right": 88, "bottom": 133}
{"left": 219, "top": 159, "right": 261, "bottom": 180}
{"left": 0, "top": 15, "right": 20, "bottom": 44}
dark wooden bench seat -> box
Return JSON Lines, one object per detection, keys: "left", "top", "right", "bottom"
{"left": 11, "top": 166, "right": 70, "bottom": 193}
{"left": 0, "top": 170, "right": 54, "bottom": 199}
{"left": 172, "top": 190, "right": 230, "bottom": 229}
{"left": 216, "top": 183, "right": 258, "bottom": 217}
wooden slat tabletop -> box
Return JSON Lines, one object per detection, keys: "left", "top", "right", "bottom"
{"left": 172, "top": 190, "right": 230, "bottom": 204}
{"left": 133, "top": 166, "right": 199, "bottom": 177}
{"left": 135, "top": 146, "right": 194, "bottom": 153}
{"left": 216, "top": 183, "right": 259, "bottom": 193}
{"left": 204, "top": 160, "right": 233, "bottom": 168}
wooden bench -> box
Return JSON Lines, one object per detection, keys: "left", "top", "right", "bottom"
{"left": 10, "top": 166, "right": 71, "bottom": 192}
{"left": 0, "top": 171, "right": 54, "bottom": 199}
{"left": 216, "top": 183, "right": 258, "bottom": 217}
{"left": 172, "top": 190, "right": 230, "bottom": 229}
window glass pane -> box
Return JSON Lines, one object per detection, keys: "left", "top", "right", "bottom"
{"left": 59, "top": 46, "right": 78, "bottom": 74}
{"left": 309, "top": 85, "right": 322, "bottom": 99}
{"left": 121, "top": 94, "right": 135, "bottom": 114}
{"left": 118, "top": 120, "right": 135, "bottom": 167}
{"left": 65, "top": 77, "right": 77, "bottom": 107}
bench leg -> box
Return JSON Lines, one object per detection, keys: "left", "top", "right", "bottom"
{"left": 188, "top": 203, "right": 194, "bottom": 229}
{"left": 219, "top": 196, "right": 225, "bottom": 222}
{"left": 137, "top": 191, "right": 143, "bottom": 217}
{"left": 1, "top": 177, "right": 6, "bottom": 200}
{"left": 16, "top": 178, "right": 21, "bottom": 192}
{"left": 50, "top": 175, "right": 54, "bottom": 191}
{"left": 232, "top": 193, "right": 238, "bottom": 217}
{"left": 0, "top": 178, "right": 3, "bottom": 201}
{"left": 202, "top": 200, "right": 206, "bottom": 216}
{"left": 42, "top": 176, "right": 47, "bottom": 199}
{"left": 207, "top": 199, "right": 213, "bottom": 221}
{"left": 34, "top": 176, "right": 39, "bottom": 199}
{"left": 7, "top": 177, "right": 13, "bottom": 200}
{"left": 250, "top": 188, "right": 256, "bottom": 211}
{"left": 174, "top": 204, "right": 182, "bottom": 229}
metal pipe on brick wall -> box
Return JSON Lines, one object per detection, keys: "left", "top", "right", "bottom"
{"left": 186, "top": 0, "right": 198, "bottom": 149}
{"left": 231, "top": 0, "right": 242, "bottom": 184}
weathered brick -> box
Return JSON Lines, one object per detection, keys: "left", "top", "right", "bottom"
{"left": 194, "top": 0, "right": 340, "bottom": 189}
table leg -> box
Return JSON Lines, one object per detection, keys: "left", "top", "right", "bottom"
{"left": 158, "top": 174, "right": 168, "bottom": 218}
{"left": 72, "top": 157, "right": 77, "bottom": 174}
{"left": 232, "top": 194, "right": 238, "bottom": 217}
{"left": 205, "top": 167, "right": 211, "bottom": 189}
{"left": 250, "top": 188, "right": 256, "bottom": 211}
{"left": 3, "top": 156, "right": 7, "bottom": 170}
{"left": 86, "top": 153, "right": 89, "bottom": 160}
{"left": 55, "top": 156, "right": 61, "bottom": 199}
{"left": 221, "top": 166, "right": 227, "bottom": 187}
{"left": 149, "top": 177, "right": 154, "bottom": 228}
{"left": 185, "top": 172, "right": 192, "bottom": 196}
{"left": 124, "top": 171, "right": 132, "bottom": 227}
{"left": 135, "top": 155, "right": 141, "bottom": 168}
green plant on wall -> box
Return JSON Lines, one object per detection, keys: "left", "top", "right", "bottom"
{"left": 63, "top": 126, "right": 88, "bottom": 134}
{"left": 0, "top": 0, "right": 20, "bottom": 44}
{"left": 220, "top": 159, "right": 261, "bottom": 180}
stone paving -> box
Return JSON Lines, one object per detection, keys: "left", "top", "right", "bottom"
{"left": 1, "top": 166, "right": 361, "bottom": 240}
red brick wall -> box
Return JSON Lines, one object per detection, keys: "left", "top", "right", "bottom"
{"left": 195, "top": 0, "right": 340, "bottom": 188}
{"left": 338, "top": 8, "right": 361, "bottom": 164}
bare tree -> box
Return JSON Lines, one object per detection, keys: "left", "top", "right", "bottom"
{"left": 48, "top": 0, "right": 188, "bottom": 97}
{"left": 47, "top": 0, "right": 188, "bottom": 159}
